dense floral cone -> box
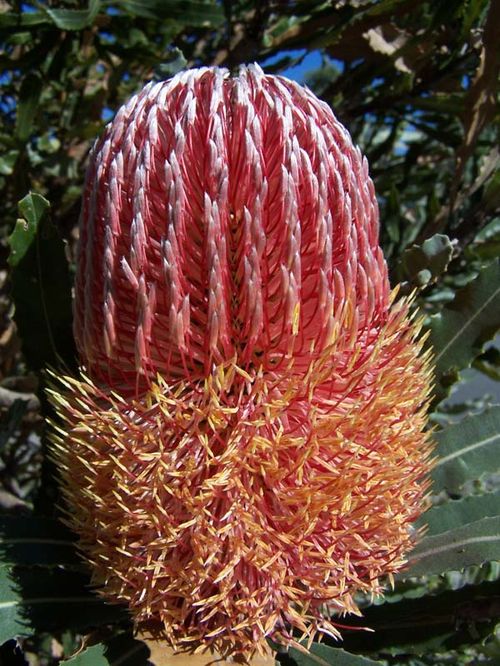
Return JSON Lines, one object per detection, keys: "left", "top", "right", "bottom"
{"left": 49, "top": 65, "right": 433, "bottom": 656}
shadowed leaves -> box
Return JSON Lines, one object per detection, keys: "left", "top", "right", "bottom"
{"left": 0, "top": 565, "right": 127, "bottom": 645}
{"left": 428, "top": 261, "right": 500, "bottom": 400}
{"left": 339, "top": 579, "right": 500, "bottom": 656}
{"left": 8, "top": 193, "right": 76, "bottom": 373}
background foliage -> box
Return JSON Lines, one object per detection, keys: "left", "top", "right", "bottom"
{"left": 0, "top": 0, "right": 499, "bottom": 664}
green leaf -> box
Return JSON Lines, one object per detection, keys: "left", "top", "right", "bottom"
{"left": 104, "top": 632, "right": 151, "bottom": 665}
{"left": 0, "top": 12, "right": 50, "bottom": 28}
{"left": 43, "top": 0, "right": 101, "bottom": 31}
{"left": 116, "top": 0, "right": 225, "bottom": 26}
{"left": 8, "top": 193, "right": 49, "bottom": 268}
{"left": 0, "top": 150, "right": 19, "bottom": 176}
{"left": 0, "top": 512, "right": 127, "bottom": 644}
{"left": 340, "top": 579, "right": 500, "bottom": 655}
{"left": 431, "top": 406, "right": 500, "bottom": 494}
{"left": 400, "top": 233, "right": 453, "bottom": 287}
{"left": 475, "top": 218, "right": 500, "bottom": 244}
{"left": 8, "top": 193, "right": 76, "bottom": 372}
{"left": 428, "top": 261, "right": 500, "bottom": 399}
{"left": 473, "top": 346, "right": 500, "bottom": 380}
{"left": 153, "top": 48, "right": 187, "bottom": 80}
{"left": 64, "top": 634, "right": 150, "bottom": 665}
{"left": 0, "top": 515, "right": 80, "bottom": 567}
{"left": 418, "top": 491, "right": 500, "bottom": 537}
{"left": 15, "top": 73, "right": 43, "bottom": 142}
{"left": 65, "top": 645, "right": 108, "bottom": 665}
{"left": 288, "top": 643, "right": 383, "bottom": 666}
{"left": 403, "top": 516, "right": 500, "bottom": 578}
{"left": 0, "top": 566, "right": 126, "bottom": 644}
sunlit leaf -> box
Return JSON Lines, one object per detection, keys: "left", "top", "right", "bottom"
{"left": 404, "top": 516, "right": 500, "bottom": 578}
{"left": 8, "top": 193, "right": 49, "bottom": 268}
{"left": 419, "top": 491, "right": 500, "bottom": 536}
{"left": 64, "top": 645, "right": 108, "bottom": 665}
{"left": 431, "top": 406, "right": 500, "bottom": 493}
{"left": 288, "top": 643, "right": 383, "bottom": 666}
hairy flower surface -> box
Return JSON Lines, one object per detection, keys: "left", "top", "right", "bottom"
{"left": 50, "top": 65, "right": 433, "bottom": 656}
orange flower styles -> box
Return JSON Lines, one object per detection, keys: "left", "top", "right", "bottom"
{"left": 50, "top": 66, "right": 433, "bottom": 656}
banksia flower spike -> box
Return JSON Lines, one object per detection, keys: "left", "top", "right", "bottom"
{"left": 49, "top": 65, "right": 433, "bottom": 657}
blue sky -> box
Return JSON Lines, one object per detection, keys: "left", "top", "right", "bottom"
{"left": 259, "top": 49, "right": 324, "bottom": 83}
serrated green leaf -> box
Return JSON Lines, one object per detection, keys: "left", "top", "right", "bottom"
{"left": 15, "top": 73, "right": 42, "bottom": 142}
{"left": 64, "top": 633, "right": 150, "bottom": 665}
{"left": 288, "top": 643, "right": 383, "bottom": 666}
{"left": 428, "top": 261, "right": 500, "bottom": 398}
{"left": 474, "top": 346, "right": 500, "bottom": 380}
{"left": 8, "top": 193, "right": 76, "bottom": 372}
{"left": 404, "top": 516, "right": 500, "bottom": 578}
{"left": 43, "top": 0, "right": 101, "bottom": 30}
{"left": 0, "top": 566, "right": 126, "bottom": 644}
{"left": 65, "top": 645, "right": 108, "bottom": 665}
{"left": 431, "top": 406, "right": 500, "bottom": 493}
{"left": 0, "top": 515, "right": 80, "bottom": 567}
{"left": 418, "top": 492, "right": 500, "bottom": 536}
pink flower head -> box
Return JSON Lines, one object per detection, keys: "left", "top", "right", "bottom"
{"left": 50, "top": 65, "right": 433, "bottom": 656}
